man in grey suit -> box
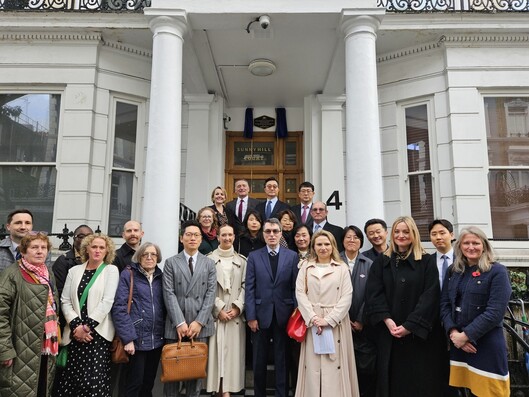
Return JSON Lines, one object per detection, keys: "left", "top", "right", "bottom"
{"left": 226, "top": 178, "right": 260, "bottom": 234}
{"left": 163, "top": 220, "right": 217, "bottom": 397}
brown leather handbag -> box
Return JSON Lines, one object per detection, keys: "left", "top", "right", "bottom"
{"left": 160, "top": 338, "right": 208, "bottom": 383}
{"left": 110, "top": 268, "right": 133, "bottom": 364}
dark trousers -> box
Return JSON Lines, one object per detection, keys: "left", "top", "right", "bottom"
{"left": 251, "top": 317, "right": 289, "bottom": 397}
{"left": 163, "top": 337, "right": 207, "bottom": 397}
{"left": 124, "top": 347, "right": 163, "bottom": 397}
{"left": 37, "top": 355, "right": 48, "bottom": 397}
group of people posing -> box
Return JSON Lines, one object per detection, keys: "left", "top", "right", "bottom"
{"left": 0, "top": 177, "right": 512, "bottom": 397}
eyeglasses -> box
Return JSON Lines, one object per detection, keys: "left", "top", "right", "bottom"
{"left": 74, "top": 234, "right": 88, "bottom": 240}
{"left": 311, "top": 208, "right": 326, "bottom": 212}
{"left": 265, "top": 184, "right": 278, "bottom": 189}
{"left": 299, "top": 189, "right": 313, "bottom": 194}
{"left": 142, "top": 252, "right": 158, "bottom": 258}
{"left": 184, "top": 232, "right": 201, "bottom": 238}
{"left": 28, "top": 231, "right": 48, "bottom": 236}
{"left": 263, "top": 229, "right": 281, "bottom": 235}
{"left": 201, "top": 215, "right": 213, "bottom": 219}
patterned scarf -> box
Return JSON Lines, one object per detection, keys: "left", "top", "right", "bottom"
{"left": 19, "top": 258, "right": 59, "bottom": 356}
{"left": 202, "top": 227, "right": 217, "bottom": 241}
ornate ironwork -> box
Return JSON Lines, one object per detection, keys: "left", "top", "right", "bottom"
{"left": 0, "top": 0, "right": 151, "bottom": 11}
{"left": 378, "top": 0, "right": 529, "bottom": 11}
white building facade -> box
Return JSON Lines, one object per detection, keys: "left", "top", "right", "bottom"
{"left": 0, "top": 0, "right": 527, "bottom": 263}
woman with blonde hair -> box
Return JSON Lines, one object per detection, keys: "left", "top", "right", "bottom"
{"left": 206, "top": 224, "right": 247, "bottom": 397}
{"left": 440, "top": 226, "right": 511, "bottom": 396}
{"left": 365, "top": 216, "right": 443, "bottom": 397}
{"left": 294, "top": 230, "right": 359, "bottom": 397}
{"left": 55, "top": 233, "right": 119, "bottom": 396}
{"left": 209, "top": 186, "right": 236, "bottom": 228}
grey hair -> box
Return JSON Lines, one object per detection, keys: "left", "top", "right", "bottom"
{"left": 452, "top": 226, "right": 494, "bottom": 273}
{"left": 264, "top": 217, "right": 282, "bottom": 231}
{"left": 132, "top": 242, "right": 162, "bottom": 264}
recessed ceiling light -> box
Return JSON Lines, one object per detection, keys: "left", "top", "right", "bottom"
{"left": 248, "top": 59, "right": 276, "bottom": 77}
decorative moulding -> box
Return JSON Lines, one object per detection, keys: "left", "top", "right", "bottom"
{"left": 0, "top": 32, "right": 101, "bottom": 41}
{"left": 102, "top": 40, "right": 152, "bottom": 58}
{"left": 377, "top": 33, "right": 529, "bottom": 63}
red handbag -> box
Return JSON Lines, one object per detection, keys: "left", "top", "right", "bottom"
{"left": 287, "top": 308, "right": 307, "bottom": 342}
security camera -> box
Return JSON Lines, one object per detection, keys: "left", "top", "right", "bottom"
{"left": 259, "top": 15, "right": 270, "bottom": 29}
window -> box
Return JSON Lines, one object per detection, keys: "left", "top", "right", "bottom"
{"left": 0, "top": 93, "right": 60, "bottom": 231}
{"left": 108, "top": 101, "right": 139, "bottom": 236}
{"left": 485, "top": 97, "right": 529, "bottom": 240}
{"left": 405, "top": 104, "right": 434, "bottom": 237}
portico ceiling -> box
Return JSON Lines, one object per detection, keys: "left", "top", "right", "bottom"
{"left": 6, "top": 0, "right": 524, "bottom": 109}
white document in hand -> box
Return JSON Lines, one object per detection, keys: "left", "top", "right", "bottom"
{"left": 311, "top": 326, "right": 335, "bottom": 355}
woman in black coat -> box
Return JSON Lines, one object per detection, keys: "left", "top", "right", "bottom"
{"left": 365, "top": 216, "right": 443, "bottom": 397}
{"left": 234, "top": 209, "right": 265, "bottom": 257}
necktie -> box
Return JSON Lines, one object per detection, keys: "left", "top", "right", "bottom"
{"left": 269, "top": 250, "right": 278, "bottom": 279}
{"left": 188, "top": 257, "right": 194, "bottom": 276}
{"left": 15, "top": 246, "right": 21, "bottom": 261}
{"left": 314, "top": 224, "right": 321, "bottom": 233}
{"left": 301, "top": 205, "right": 308, "bottom": 224}
{"left": 265, "top": 200, "right": 272, "bottom": 219}
{"left": 238, "top": 199, "right": 244, "bottom": 220}
{"left": 441, "top": 255, "right": 448, "bottom": 284}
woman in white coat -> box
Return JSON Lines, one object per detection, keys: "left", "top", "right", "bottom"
{"left": 295, "top": 230, "right": 359, "bottom": 397}
{"left": 55, "top": 234, "right": 119, "bottom": 396}
{"left": 206, "top": 224, "right": 247, "bottom": 397}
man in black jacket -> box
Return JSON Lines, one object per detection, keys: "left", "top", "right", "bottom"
{"left": 52, "top": 224, "right": 93, "bottom": 329}
{"left": 114, "top": 220, "right": 144, "bottom": 272}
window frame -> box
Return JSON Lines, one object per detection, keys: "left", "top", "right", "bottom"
{"left": 482, "top": 93, "right": 529, "bottom": 241}
{"left": 0, "top": 89, "right": 64, "bottom": 233}
{"left": 105, "top": 95, "right": 145, "bottom": 237}
{"left": 398, "top": 98, "right": 438, "bottom": 238}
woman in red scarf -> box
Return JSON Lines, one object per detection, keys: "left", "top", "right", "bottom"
{"left": 0, "top": 232, "right": 59, "bottom": 397}
{"left": 197, "top": 206, "right": 220, "bottom": 255}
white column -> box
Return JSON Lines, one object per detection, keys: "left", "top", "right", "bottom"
{"left": 142, "top": 14, "right": 187, "bottom": 258}
{"left": 184, "top": 94, "right": 215, "bottom": 212}
{"left": 341, "top": 8, "right": 385, "bottom": 229}
{"left": 317, "top": 95, "right": 346, "bottom": 226}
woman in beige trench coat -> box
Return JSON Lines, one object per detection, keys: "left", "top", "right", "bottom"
{"left": 206, "top": 224, "right": 247, "bottom": 396}
{"left": 295, "top": 230, "right": 359, "bottom": 397}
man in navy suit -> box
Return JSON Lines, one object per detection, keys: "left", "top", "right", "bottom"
{"left": 290, "top": 181, "right": 315, "bottom": 227}
{"left": 226, "top": 178, "right": 260, "bottom": 234}
{"left": 245, "top": 218, "right": 298, "bottom": 397}
{"left": 255, "top": 177, "right": 290, "bottom": 222}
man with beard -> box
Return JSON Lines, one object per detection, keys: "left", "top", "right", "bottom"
{"left": 114, "top": 220, "right": 144, "bottom": 272}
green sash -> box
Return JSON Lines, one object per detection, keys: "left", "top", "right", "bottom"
{"left": 79, "top": 263, "right": 107, "bottom": 310}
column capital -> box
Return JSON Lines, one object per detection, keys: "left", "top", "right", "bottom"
{"left": 147, "top": 14, "right": 188, "bottom": 39}
{"left": 317, "top": 94, "right": 346, "bottom": 111}
{"left": 340, "top": 8, "right": 385, "bottom": 39}
{"left": 185, "top": 94, "right": 215, "bottom": 110}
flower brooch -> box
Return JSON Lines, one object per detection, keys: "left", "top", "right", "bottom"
{"left": 472, "top": 270, "right": 481, "bottom": 278}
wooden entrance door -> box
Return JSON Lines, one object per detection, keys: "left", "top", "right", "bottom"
{"left": 225, "top": 131, "right": 303, "bottom": 206}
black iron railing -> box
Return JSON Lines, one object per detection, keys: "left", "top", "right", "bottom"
{"left": 379, "top": 0, "right": 529, "bottom": 12}
{"left": 0, "top": 0, "right": 150, "bottom": 11}
{"left": 0, "top": 203, "right": 197, "bottom": 249}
